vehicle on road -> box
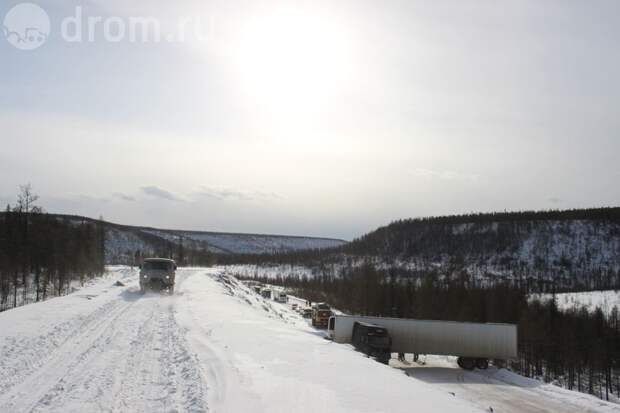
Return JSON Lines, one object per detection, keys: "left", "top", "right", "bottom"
{"left": 311, "top": 303, "right": 332, "bottom": 328}
{"left": 302, "top": 308, "right": 312, "bottom": 319}
{"left": 139, "top": 258, "right": 177, "bottom": 294}
{"left": 328, "top": 315, "right": 517, "bottom": 370}
{"left": 274, "top": 292, "right": 288, "bottom": 303}
{"left": 351, "top": 321, "right": 392, "bottom": 364}
{"left": 261, "top": 289, "right": 272, "bottom": 299}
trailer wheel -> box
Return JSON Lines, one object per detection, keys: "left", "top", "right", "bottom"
{"left": 475, "top": 358, "right": 489, "bottom": 370}
{"left": 457, "top": 357, "right": 475, "bottom": 370}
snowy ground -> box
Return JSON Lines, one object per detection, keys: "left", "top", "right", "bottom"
{"left": 531, "top": 290, "right": 620, "bottom": 315}
{"left": 0, "top": 267, "right": 618, "bottom": 413}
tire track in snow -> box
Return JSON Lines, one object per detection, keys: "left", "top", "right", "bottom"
{"left": 0, "top": 272, "right": 208, "bottom": 413}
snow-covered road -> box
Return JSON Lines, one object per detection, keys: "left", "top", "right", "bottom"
{"left": 0, "top": 267, "right": 206, "bottom": 413}
{"left": 0, "top": 267, "right": 618, "bottom": 413}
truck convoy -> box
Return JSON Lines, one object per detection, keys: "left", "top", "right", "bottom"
{"left": 139, "top": 258, "right": 177, "bottom": 294}
{"left": 328, "top": 315, "right": 517, "bottom": 370}
{"left": 311, "top": 303, "right": 333, "bottom": 328}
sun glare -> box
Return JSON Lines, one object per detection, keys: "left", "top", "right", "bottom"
{"left": 230, "top": 8, "right": 354, "bottom": 121}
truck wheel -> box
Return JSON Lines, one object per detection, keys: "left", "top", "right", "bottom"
{"left": 475, "top": 358, "right": 489, "bottom": 370}
{"left": 457, "top": 357, "right": 475, "bottom": 370}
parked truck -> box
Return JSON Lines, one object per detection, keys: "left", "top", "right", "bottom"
{"left": 327, "top": 315, "right": 517, "bottom": 370}
{"left": 311, "top": 303, "right": 332, "bottom": 328}
{"left": 352, "top": 321, "right": 392, "bottom": 364}
{"left": 274, "top": 292, "right": 288, "bottom": 303}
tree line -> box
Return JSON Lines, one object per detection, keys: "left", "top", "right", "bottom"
{"left": 0, "top": 185, "right": 105, "bottom": 311}
{"left": 217, "top": 207, "right": 620, "bottom": 293}
{"left": 234, "top": 262, "right": 620, "bottom": 402}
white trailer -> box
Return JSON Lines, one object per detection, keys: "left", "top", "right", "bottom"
{"left": 328, "top": 315, "right": 517, "bottom": 367}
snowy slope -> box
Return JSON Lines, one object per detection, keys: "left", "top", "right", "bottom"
{"left": 144, "top": 228, "right": 345, "bottom": 254}
{"left": 1, "top": 266, "right": 617, "bottom": 412}
{"left": 101, "top": 222, "right": 346, "bottom": 262}
{"left": 531, "top": 290, "right": 620, "bottom": 315}
{"left": 347, "top": 217, "right": 620, "bottom": 289}
{"left": 54, "top": 214, "right": 347, "bottom": 263}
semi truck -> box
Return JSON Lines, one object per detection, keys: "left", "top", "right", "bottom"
{"left": 327, "top": 315, "right": 517, "bottom": 370}
{"left": 352, "top": 321, "right": 392, "bottom": 364}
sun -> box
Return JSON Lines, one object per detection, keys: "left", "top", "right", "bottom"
{"left": 229, "top": 7, "right": 354, "bottom": 122}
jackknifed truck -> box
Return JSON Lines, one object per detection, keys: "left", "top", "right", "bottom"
{"left": 327, "top": 315, "right": 517, "bottom": 369}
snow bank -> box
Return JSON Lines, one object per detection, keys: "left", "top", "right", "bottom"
{"left": 175, "top": 269, "right": 483, "bottom": 413}
{"left": 531, "top": 290, "right": 620, "bottom": 315}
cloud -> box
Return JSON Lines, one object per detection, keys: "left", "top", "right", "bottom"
{"left": 412, "top": 168, "right": 484, "bottom": 183}
{"left": 112, "top": 192, "right": 136, "bottom": 202}
{"left": 141, "top": 186, "right": 184, "bottom": 202}
{"left": 197, "top": 186, "right": 281, "bottom": 202}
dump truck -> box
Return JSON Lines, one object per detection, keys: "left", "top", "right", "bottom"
{"left": 139, "top": 258, "right": 177, "bottom": 294}
{"left": 327, "top": 315, "right": 517, "bottom": 370}
{"left": 311, "top": 303, "right": 332, "bottom": 328}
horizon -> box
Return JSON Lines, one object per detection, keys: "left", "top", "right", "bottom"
{"left": 2, "top": 0, "right": 619, "bottom": 240}
{"left": 3, "top": 203, "right": 619, "bottom": 243}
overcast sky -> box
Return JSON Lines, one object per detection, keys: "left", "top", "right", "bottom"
{"left": 1, "top": 0, "right": 619, "bottom": 240}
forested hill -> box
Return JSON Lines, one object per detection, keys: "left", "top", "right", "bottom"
{"left": 45, "top": 214, "right": 346, "bottom": 264}
{"left": 344, "top": 207, "right": 620, "bottom": 291}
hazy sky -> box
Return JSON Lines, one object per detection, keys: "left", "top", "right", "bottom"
{"left": 1, "top": 0, "right": 619, "bottom": 240}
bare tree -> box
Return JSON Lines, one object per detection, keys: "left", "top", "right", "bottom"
{"left": 15, "top": 183, "right": 42, "bottom": 214}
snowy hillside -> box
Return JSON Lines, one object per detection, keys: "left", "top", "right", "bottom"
{"left": 531, "top": 290, "right": 620, "bottom": 315}
{"left": 342, "top": 210, "right": 620, "bottom": 290}
{"left": 52, "top": 214, "right": 346, "bottom": 263}
{"left": 1, "top": 267, "right": 617, "bottom": 412}
{"left": 145, "top": 228, "right": 345, "bottom": 254}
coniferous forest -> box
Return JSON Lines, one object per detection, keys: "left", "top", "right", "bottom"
{"left": 0, "top": 186, "right": 105, "bottom": 311}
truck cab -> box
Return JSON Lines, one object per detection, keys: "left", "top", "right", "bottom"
{"left": 311, "top": 303, "right": 332, "bottom": 328}
{"left": 352, "top": 321, "right": 392, "bottom": 364}
{"left": 139, "top": 258, "right": 176, "bottom": 294}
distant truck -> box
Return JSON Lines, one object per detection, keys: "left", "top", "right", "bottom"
{"left": 139, "top": 258, "right": 176, "bottom": 294}
{"left": 261, "top": 289, "right": 272, "bottom": 299}
{"left": 311, "top": 303, "right": 332, "bottom": 328}
{"left": 352, "top": 321, "right": 392, "bottom": 364}
{"left": 274, "top": 292, "right": 288, "bottom": 303}
{"left": 328, "top": 315, "right": 518, "bottom": 370}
